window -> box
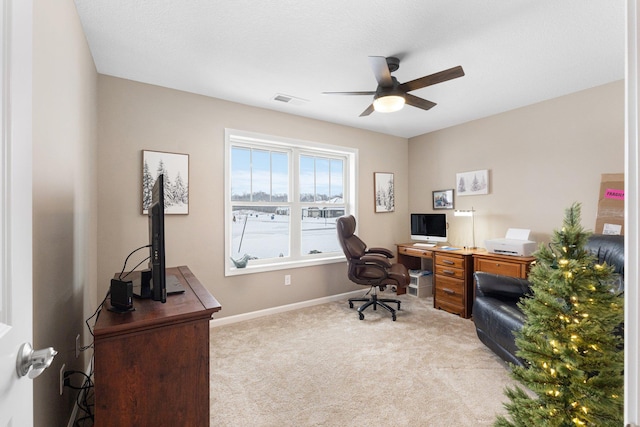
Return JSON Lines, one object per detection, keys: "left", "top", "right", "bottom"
{"left": 225, "top": 129, "right": 357, "bottom": 275}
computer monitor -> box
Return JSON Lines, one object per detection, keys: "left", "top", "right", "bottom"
{"left": 410, "top": 213, "right": 448, "bottom": 243}
{"left": 149, "top": 174, "right": 167, "bottom": 303}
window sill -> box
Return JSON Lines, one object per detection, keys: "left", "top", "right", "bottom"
{"left": 225, "top": 254, "right": 345, "bottom": 277}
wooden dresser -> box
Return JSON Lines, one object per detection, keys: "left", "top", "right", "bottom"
{"left": 94, "top": 266, "right": 221, "bottom": 426}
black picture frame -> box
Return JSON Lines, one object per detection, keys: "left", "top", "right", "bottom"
{"left": 432, "top": 189, "right": 454, "bottom": 210}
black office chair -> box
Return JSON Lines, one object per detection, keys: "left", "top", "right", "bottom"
{"left": 336, "top": 215, "right": 410, "bottom": 321}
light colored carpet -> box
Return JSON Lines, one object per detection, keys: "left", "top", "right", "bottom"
{"left": 210, "top": 292, "right": 519, "bottom": 426}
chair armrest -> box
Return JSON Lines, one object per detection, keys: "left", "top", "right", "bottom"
{"left": 474, "top": 272, "right": 530, "bottom": 299}
{"left": 365, "top": 247, "right": 394, "bottom": 258}
{"left": 358, "top": 254, "right": 393, "bottom": 269}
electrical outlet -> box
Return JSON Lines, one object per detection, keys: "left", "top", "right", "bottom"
{"left": 284, "top": 274, "right": 291, "bottom": 286}
{"left": 75, "top": 334, "right": 80, "bottom": 358}
{"left": 59, "top": 364, "right": 65, "bottom": 395}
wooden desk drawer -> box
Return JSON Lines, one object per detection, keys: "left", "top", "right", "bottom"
{"left": 435, "top": 276, "right": 464, "bottom": 305}
{"left": 475, "top": 258, "right": 521, "bottom": 277}
{"left": 399, "top": 246, "right": 433, "bottom": 258}
{"left": 435, "top": 297, "right": 465, "bottom": 317}
{"left": 435, "top": 254, "right": 464, "bottom": 269}
{"left": 435, "top": 264, "right": 464, "bottom": 280}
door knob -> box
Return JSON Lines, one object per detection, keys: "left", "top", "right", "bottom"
{"left": 16, "top": 342, "right": 57, "bottom": 379}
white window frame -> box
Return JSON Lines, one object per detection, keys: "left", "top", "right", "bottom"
{"left": 224, "top": 129, "right": 357, "bottom": 276}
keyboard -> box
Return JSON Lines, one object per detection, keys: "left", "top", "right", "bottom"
{"left": 413, "top": 243, "right": 436, "bottom": 248}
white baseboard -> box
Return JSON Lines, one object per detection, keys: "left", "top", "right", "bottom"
{"left": 67, "top": 357, "right": 93, "bottom": 427}
{"left": 210, "top": 290, "right": 365, "bottom": 327}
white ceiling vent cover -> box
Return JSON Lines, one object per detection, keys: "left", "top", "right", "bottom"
{"left": 272, "top": 93, "right": 309, "bottom": 106}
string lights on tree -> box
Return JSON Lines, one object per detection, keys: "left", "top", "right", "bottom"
{"left": 496, "top": 203, "right": 623, "bottom": 427}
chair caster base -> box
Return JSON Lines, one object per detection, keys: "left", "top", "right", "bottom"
{"left": 349, "top": 290, "right": 400, "bottom": 321}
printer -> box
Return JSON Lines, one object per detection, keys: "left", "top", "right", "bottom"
{"left": 485, "top": 228, "right": 537, "bottom": 257}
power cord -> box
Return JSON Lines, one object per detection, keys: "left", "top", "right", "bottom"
{"left": 118, "top": 244, "right": 151, "bottom": 280}
{"left": 82, "top": 288, "right": 110, "bottom": 343}
{"left": 70, "top": 244, "right": 151, "bottom": 425}
{"left": 64, "top": 369, "right": 94, "bottom": 426}
{"left": 84, "top": 244, "right": 148, "bottom": 343}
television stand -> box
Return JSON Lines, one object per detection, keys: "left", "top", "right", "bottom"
{"left": 94, "top": 266, "right": 221, "bottom": 426}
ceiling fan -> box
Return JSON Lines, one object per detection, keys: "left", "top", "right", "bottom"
{"left": 322, "top": 56, "right": 465, "bottom": 117}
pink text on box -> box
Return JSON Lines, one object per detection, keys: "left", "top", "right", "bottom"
{"left": 605, "top": 189, "right": 625, "bottom": 200}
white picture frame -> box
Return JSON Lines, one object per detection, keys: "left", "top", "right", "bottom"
{"left": 374, "top": 172, "right": 395, "bottom": 213}
{"left": 456, "top": 169, "right": 489, "bottom": 196}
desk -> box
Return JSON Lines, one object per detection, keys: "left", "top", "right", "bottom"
{"left": 397, "top": 244, "right": 535, "bottom": 319}
{"left": 94, "top": 266, "right": 222, "bottom": 426}
{"left": 472, "top": 251, "right": 535, "bottom": 278}
{"left": 397, "top": 244, "right": 475, "bottom": 318}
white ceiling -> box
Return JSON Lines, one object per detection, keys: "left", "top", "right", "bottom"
{"left": 73, "top": 0, "right": 625, "bottom": 139}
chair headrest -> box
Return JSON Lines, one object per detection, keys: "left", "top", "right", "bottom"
{"left": 586, "top": 234, "right": 624, "bottom": 277}
{"left": 337, "top": 215, "right": 356, "bottom": 239}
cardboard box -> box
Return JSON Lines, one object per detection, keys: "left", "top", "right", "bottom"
{"left": 595, "top": 173, "right": 624, "bottom": 235}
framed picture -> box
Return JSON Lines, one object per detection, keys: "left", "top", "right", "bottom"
{"left": 456, "top": 169, "right": 489, "bottom": 196}
{"left": 432, "top": 189, "right": 454, "bottom": 210}
{"left": 142, "top": 150, "right": 189, "bottom": 214}
{"left": 374, "top": 172, "right": 395, "bottom": 213}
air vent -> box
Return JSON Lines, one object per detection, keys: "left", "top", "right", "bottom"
{"left": 271, "top": 93, "right": 309, "bottom": 106}
{"left": 273, "top": 94, "right": 292, "bottom": 103}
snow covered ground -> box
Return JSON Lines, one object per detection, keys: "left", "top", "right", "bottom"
{"left": 231, "top": 213, "right": 340, "bottom": 259}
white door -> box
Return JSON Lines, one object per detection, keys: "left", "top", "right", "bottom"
{"left": 0, "top": 1, "right": 34, "bottom": 426}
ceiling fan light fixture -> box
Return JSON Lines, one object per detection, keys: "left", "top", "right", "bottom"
{"left": 373, "top": 94, "right": 405, "bottom": 113}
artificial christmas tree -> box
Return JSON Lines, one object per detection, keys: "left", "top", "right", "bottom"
{"left": 496, "top": 203, "right": 624, "bottom": 427}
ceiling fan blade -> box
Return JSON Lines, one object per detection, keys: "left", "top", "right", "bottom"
{"left": 359, "top": 104, "right": 375, "bottom": 117}
{"left": 399, "top": 65, "right": 465, "bottom": 93}
{"left": 322, "top": 91, "right": 376, "bottom": 96}
{"left": 405, "top": 93, "right": 437, "bottom": 111}
{"left": 368, "top": 56, "right": 393, "bottom": 88}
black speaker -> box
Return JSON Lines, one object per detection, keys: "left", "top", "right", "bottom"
{"left": 109, "top": 279, "right": 134, "bottom": 312}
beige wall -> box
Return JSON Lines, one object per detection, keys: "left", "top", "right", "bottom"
{"left": 97, "top": 77, "right": 624, "bottom": 321}
{"left": 33, "top": 0, "right": 98, "bottom": 425}
{"left": 408, "top": 80, "right": 625, "bottom": 248}
{"left": 97, "top": 76, "right": 408, "bottom": 318}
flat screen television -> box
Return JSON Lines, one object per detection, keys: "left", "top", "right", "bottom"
{"left": 410, "top": 213, "right": 448, "bottom": 243}
{"left": 149, "top": 174, "right": 167, "bottom": 303}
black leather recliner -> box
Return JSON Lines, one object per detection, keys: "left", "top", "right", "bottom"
{"left": 473, "top": 234, "right": 624, "bottom": 366}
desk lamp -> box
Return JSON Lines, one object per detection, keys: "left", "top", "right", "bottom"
{"left": 454, "top": 207, "right": 476, "bottom": 249}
